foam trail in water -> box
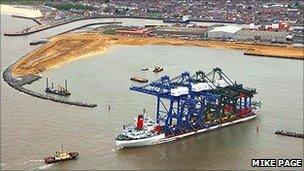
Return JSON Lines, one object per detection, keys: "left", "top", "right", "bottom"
{"left": 30, "top": 163, "right": 54, "bottom": 170}
{"left": 115, "top": 147, "right": 123, "bottom": 150}
{"left": 38, "top": 163, "right": 54, "bottom": 170}
{"left": 4, "top": 159, "right": 44, "bottom": 168}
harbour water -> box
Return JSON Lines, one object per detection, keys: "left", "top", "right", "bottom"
{"left": 1, "top": 14, "right": 303, "bottom": 170}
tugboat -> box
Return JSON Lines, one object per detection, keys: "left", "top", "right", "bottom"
{"left": 153, "top": 66, "right": 163, "bottom": 73}
{"left": 44, "top": 148, "right": 79, "bottom": 164}
{"left": 45, "top": 77, "right": 71, "bottom": 96}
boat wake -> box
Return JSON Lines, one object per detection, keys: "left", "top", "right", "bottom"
{"left": 35, "top": 163, "right": 55, "bottom": 170}
{"left": 113, "top": 147, "right": 123, "bottom": 151}
{"left": 1, "top": 162, "right": 6, "bottom": 167}
{"left": 2, "top": 159, "right": 44, "bottom": 169}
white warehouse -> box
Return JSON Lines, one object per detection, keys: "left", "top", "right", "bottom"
{"left": 207, "top": 25, "right": 242, "bottom": 39}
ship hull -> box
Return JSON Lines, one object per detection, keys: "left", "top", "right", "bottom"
{"left": 116, "top": 133, "right": 165, "bottom": 148}
{"left": 45, "top": 89, "right": 71, "bottom": 96}
{"left": 44, "top": 152, "right": 79, "bottom": 164}
{"left": 116, "top": 113, "right": 257, "bottom": 148}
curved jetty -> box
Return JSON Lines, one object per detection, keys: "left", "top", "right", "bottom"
{"left": 4, "top": 16, "right": 122, "bottom": 36}
{"left": 2, "top": 64, "right": 97, "bottom": 108}
{"left": 275, "top": 130, "right": 304, "bottom": 138}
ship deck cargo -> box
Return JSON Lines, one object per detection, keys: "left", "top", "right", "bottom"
{"left": 116, "top": 67, "right": 261, "bottom": 148}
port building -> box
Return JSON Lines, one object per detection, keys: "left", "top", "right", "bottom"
{"left": 207, "top": 25, "right": 242, "bottom": 39}
{"left": 153, "top": 26, "right": 208, "bottom": 38}
{"left": 291, "top": 26, "right": 304, "bottom": 44}
{"left": 235, "top": 29, "right": 291, "bottom": 43}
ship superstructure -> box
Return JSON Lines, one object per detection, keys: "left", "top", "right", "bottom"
{"left": 116, "top": 67, "right": 261, "bottom": 148}
{"left": 44, "top": 148, "right": 79, "bottom": 164}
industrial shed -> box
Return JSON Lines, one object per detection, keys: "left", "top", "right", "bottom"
{"left": 235, "top": 29, "right": 291, "bottom": 43}
{"left": 207, "top": 25, "right": 242, "bottom": 39}
{"left": 153, "top": 26, "right": 208, "bottom": 37}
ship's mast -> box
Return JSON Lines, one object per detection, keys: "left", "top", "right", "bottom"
{"left": 64, "top": 78, "right": 68, "bottom": 91}
{"left": 46, "top": 76, "right": 49, "bottom": 88}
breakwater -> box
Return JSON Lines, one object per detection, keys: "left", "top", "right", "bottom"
{"left": 4, "top": 16, "right": 128, "bottom": 36}
{"left": 56, "top": 21, "right": 122, "bottom": 35}
{"left": 12, "top": 14, "right": 34, "bottom": 20}
{"left": 4, "top": 15, "right": 243, "bottom": 36}
{"left": 275, "top": 130, "right": 304, "bottom": 138}
{"left": 244, "top": 52, "right": 303, "bottom": 60}
{"left": 2, "top": 62, "right": 97, "bottom": 108}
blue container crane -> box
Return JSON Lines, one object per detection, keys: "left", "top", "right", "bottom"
{"left": 130, "top": 68, "right": 257, "bottom": 136}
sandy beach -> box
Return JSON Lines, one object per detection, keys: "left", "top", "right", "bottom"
{"left": 12, "top": 33, "right": 304, "bottom": 76}
{"left": 0, "top": 4, "right": 42, "bottom": 18}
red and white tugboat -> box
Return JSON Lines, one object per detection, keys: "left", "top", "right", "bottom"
{"left": 44, "top": 148, "right": 79, "bottom": 164}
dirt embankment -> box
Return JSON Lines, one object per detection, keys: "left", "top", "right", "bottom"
{"left": 12, "top": 33, "right": 304, "bottom": 76}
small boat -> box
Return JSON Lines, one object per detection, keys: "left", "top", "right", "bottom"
{"left": 153, "top": 67, "right": 163, "bottom": 73}
{"left": 29, "top": 38, "right": 49, "bottom": 45}
{"left": 141, "top": 68, "right": 149, "bottom": 71}
{"left": 130, "top": 77, "right": 148, "bottom": 83}
{"left": 44, "top": 149, "right": 79, "bottom": 164}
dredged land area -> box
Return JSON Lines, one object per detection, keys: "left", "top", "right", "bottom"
{"left": 11, "top": 33, "right": 304, "bottom": 77}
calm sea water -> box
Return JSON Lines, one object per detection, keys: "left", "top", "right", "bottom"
{"left": 1, "top": 14, "right": 303, "bottom": 170}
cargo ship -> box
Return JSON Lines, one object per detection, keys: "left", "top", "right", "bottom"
{"left": 116, "top": 112, "right": 258, "bottom": 148}
{"left": 115, "top": 68, "right": 261, "bottom": 148}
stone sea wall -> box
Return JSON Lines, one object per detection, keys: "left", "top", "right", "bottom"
{"left": 3, "top": 64, "right": 97, "bottom": 108}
